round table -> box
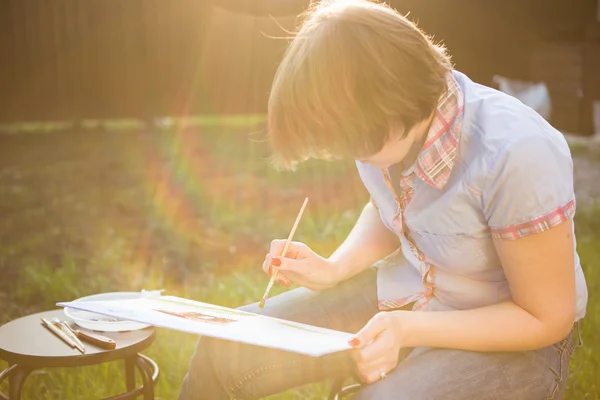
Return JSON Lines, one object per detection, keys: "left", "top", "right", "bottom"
{"left": 0, "top": 309, "right": 159, "bottom": 400}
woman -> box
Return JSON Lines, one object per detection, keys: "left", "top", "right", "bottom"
{"left": 178, "top": 1, "right": 587, "bottom": 398}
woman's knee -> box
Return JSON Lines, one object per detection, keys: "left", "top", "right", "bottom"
{"left": 206, "top": 335, "right": 319, "bottom": 399}
{"left": 181, "top": 335, "right": 267, "bottom": 399}
{"left": 205, "top": 337, "right": 250, "bottom": 391}
{"left": 238, "top": 286, "right": 315, "bottom": 322}
{"left": 178, "top": 336, "right": 234, "bottom": 400}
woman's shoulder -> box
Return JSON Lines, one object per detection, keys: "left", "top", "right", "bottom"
{"left": 459, "top": 76, "right": 572, "bottom": 174}
{"left": 454, "top": 76, "right": 576, "bottom": 237}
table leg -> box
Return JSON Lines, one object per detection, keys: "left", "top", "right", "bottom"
{"left": 8, "top": 365, "right": 32, "bottom": 400}
{"left": 329, "top": 378, "right": 344, "bottom": 400}
{"left": 135, "top": 356, "right": 154, "bottom": 400}
{"left": 124, "top": 356, "right": 136, "bottom": 392}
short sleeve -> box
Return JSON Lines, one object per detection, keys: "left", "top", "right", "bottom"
{"left": 482, "top": 134, "right": 575, "bottom": 240}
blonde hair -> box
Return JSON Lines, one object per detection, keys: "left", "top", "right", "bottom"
{"left": 267, "top": 0, "right": 452, "bottom": 169}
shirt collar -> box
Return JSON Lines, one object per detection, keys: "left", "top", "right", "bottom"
{"left": 413, "top": 73, "right": 465, "bottom": 189}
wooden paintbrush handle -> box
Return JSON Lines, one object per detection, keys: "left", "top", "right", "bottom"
{"left": 76, "top": 330, "right": 117, "bottom": 349}
{"left": 259, "top": 197, "right": 309, "bottom": 308}
{"left": 40, "top": 318, "right": 76, "bottom": 348}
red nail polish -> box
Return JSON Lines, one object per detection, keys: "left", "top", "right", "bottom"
{"left": 278, "top": 278, "right": 290, "bottom": 287}
{"left": 349, "top": 338, "right": 360, "bottom": 347}
{"left": 280, "top": 275, "right": 291, "bottom": 286}
{"left": 272, "top": 257, "right": 281, "bottom": 267}
{"left": 268, "top": 266, "right": 273, "bottom": 276}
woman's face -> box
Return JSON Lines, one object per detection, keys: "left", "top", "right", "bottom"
{"left": 358, "top": 116, "right": 432, "bottom": 170}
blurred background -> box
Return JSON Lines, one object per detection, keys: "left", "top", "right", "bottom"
{"left": 0, "top": 1, "right": 599, "bottom": 399}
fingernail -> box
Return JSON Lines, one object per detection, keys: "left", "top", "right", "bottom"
{"left": 272, "top": 257, "right": 281, "bottom": 267}
{"left": 349, "top": 338, "right": 360, "bottom": 347}
{"left": 268, "top": 266, "right": 273, "bottom": 276}
{"left": 278, "top": 277, "right": 290, "bottom": 287}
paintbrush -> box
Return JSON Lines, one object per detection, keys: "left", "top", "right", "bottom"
{"left": 258, "top": 197, "right": 308, "bottom": 308}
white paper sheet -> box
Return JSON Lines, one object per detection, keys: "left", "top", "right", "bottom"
{"left": 57, "top": 295, "right": 354, "bottom": 357}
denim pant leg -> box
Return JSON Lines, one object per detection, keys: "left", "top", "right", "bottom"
{"left": 177, "top": 268, "right": 379, "bottom": 400}
{"left": 353, "top": 328, "right": 577, "bottom": 400}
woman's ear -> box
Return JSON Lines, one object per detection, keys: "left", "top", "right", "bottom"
{"left": 387, "top": 119, "right": 408, "bottom": 142}
{"left": 390, "top": 127, "right": 407, "bottom": 142}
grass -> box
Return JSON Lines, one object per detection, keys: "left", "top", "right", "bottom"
{"left": 0, "top": 115, "right": 268, "bottom": 135}
{"left": 0, "top": 118, "right": 598, "bottom": 399}
{"left": 569, "top": 140, "right": 600, "bottom": 162}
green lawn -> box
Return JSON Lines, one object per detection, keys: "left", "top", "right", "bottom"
{"left": 0, "top": 119, "right": 598, "bottom": 399}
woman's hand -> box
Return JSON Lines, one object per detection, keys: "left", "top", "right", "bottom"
{"left": 262, "top": 240, "right": 344, "bottom": 290}
{"left": 348, "top": 311, "right": 410, "bottom": 384}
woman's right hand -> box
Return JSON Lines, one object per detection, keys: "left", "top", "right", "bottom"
{"left": 262, "top": 240, "right": 344, "bottom": 291}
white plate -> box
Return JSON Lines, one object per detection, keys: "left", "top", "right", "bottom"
{"left": 64, "top": 291, "right": 159, "bottom": 332}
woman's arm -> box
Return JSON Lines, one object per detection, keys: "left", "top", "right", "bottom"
{"left": 265, "top": 200, "right": 400, "bottom": 290}
{"left": 402, "top": 219, "right": 576, "bottom": 351}
{"left": 349, "top": 220, "right": 576, "bottom": 383}
{"left": 329, "top": 200, "right": 400, "bottom": 281}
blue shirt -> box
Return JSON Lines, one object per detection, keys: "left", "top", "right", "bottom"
{"left": 357, "top": 71, "right": 587, "bottom": 320}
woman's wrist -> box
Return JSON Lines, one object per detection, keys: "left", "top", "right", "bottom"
{"left": 391, "top": 310, "right": 417, "bottom": 347}
{"left": 326, "top": 257, "right": 351, "bottom": 284}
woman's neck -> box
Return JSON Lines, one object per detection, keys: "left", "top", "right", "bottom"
{"left": 397, "top": 112, "right": 435, "bottom": 170}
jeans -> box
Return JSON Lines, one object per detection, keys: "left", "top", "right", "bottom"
{"left": 177, "top": 268, "right": 581, "bottom": 400}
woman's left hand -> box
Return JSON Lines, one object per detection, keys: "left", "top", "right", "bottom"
{"left": 348, "top": 311, "right": 410, "bottom": 384}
